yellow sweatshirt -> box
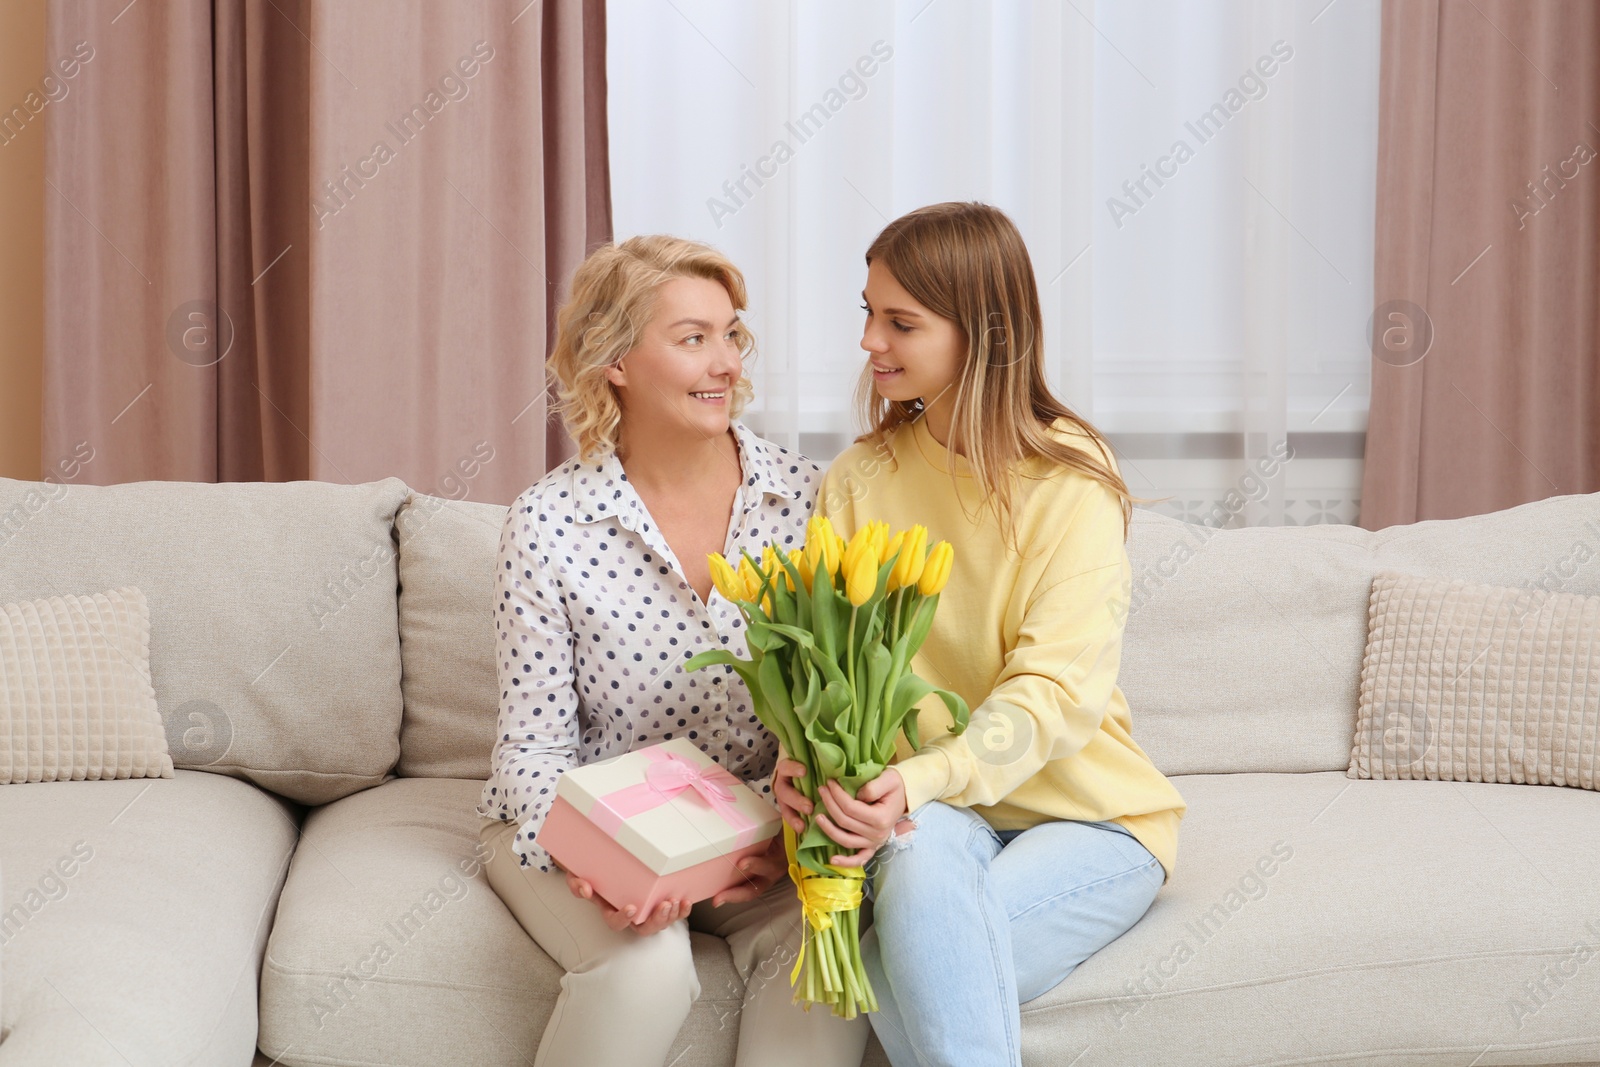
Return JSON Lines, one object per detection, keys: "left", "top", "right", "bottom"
{"left": 821, "top": 415, "right": 1186, "bottom": 883}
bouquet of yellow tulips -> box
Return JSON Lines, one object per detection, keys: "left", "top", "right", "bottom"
{"left": 685, "top": 516, "right": 968, "bottom": 1018}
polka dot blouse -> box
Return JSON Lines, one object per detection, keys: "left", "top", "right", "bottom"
{"left": 476, "top": 420, "right": 822, "bottom": 873}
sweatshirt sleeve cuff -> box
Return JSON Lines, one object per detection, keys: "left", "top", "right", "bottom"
{"left": 892, "top": 747, "right": 956, "bottom": 814}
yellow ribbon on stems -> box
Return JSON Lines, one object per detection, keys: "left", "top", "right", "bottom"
{"left": 782, "top": 820, "right": 868, "bottom": 1005}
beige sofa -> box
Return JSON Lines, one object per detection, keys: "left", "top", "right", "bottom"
{"left": 1, "top": 472, "right": 1598, "bottom": 1067}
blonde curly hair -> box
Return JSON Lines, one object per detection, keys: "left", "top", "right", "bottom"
{"left": 549, "top": 235, "right": 758, "bottom": 461}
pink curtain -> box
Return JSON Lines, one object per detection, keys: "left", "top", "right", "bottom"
{"left": 1361, "top": 0, "right": 1600, "bottom": 528}
{"left": 44, "top": 0, "right": 607, "bottom": 504}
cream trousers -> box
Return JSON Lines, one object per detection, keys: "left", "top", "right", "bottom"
{"left": 479, "top": 817, "right": 872, "bottom": 1067}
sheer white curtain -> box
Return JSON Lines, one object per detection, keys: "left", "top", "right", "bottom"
{"left": 606, "top": 0, "right": 1381, "bottom": 527}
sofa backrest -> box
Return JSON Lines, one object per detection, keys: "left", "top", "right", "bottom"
{"left": 390, "top": 482, "right": 1600, "bottom": 786}
{"left": 0, "top": 475, "right": 412, "bottom": 805}
{"left": 1120, "top": 492, "right": 1600, "bottom": 776}
{"left": 393, "top": 491, "right": 507, "bottom": 780}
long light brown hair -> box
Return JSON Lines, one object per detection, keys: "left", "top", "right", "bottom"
{"left": 854, "top": 201, "right": 1160, "bottom": 549}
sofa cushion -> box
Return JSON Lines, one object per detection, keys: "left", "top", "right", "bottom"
{"left": 1013, "top": 770, "right": 1600, "bottom": 1065}
{"left": 0, "top": 770, "right": 300, "bottom": 1064}
{"left": 257, "top": 776, "right": 767, "bottom": 1067}
{"left": 393, "top": 493, "right": 508, "bottom": 779}
{"left": 1352, "top": 569, "right": 1600, "bottom": 788}
{"left": 1120, "top": 493, "right": 1600, "bottom": 775}
{"left": 1, "top": 585, "right": 173, "bottom": 784}
{"left": 0, "top": 476, "right": 411, "bottom": 804}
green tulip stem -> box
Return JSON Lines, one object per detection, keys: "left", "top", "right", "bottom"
{"left": 845, "top": 605, "right": 858, "bottom": 701}
{"left": 832, "top": 921, "right": 860, "bottom": 1004}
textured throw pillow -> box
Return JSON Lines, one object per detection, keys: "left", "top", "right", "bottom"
{"left": 0, "top": 586, "right": 174, "bottom": 784}
{"left": 1349, "top": 569, "right": 1599, "bottom": 788}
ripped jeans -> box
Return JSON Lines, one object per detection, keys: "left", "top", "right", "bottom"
{"left": 858, "top": 801, "right": 1164, "bottom": 1067}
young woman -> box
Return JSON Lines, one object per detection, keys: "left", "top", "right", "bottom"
{"left": 477, "top": 235, "right": 871, "bottom": 1067}
{"left": 773, "top": 202, "right": 1188, "bottom": 1067}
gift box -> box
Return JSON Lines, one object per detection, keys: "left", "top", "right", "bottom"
{"left": 535, "top": 738, "right": 782, "bottom": 917}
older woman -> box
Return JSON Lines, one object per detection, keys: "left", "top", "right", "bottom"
{"left": 476, "top": 235, "right": 871, "bottom": 1067}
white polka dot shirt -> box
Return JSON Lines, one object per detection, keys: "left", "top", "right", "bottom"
{"left": 476, "top": 420, "right": 822, "bottom": 873}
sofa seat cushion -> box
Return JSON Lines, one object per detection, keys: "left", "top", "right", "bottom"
{"left": 1017, "top": 771, "right": 1600, "bottom": 1066}
{"left": 0, "top": 770, "right": 301, "bottom": 1065}
{"left": 259, "top": 777, "right": 761, "bottom": 1066}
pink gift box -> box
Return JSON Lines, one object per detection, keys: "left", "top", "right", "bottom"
{"left": 535, "top": 738, "right": 782, "bottom": 917}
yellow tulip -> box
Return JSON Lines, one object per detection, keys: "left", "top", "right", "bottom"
{"left": 893, "top": 525, "right": 929, "bottom": 590}
{"left": 786, "top": 548, "right": 806, "bottom": 592}
{"left": 917, "top": 540, "right": 953, "bottom": 596}
{"left": 849, "top": 520, "right": 881, "bottom": 566}
{"left": 845, "top": 545, "right": 879, "bottom": 606}
{"left": 883, "top": 530, "right": 907, "bottom": 591}
{"left": 739, "top": 556, "right": 763, "bottom": 600}
{"left": 818, "top": 531, "right": 842, "bottom": 579}
{"left": 842, "top": 525, "right": 874, "bottom": 578}
{"left": 868, "top": 520, "right": 890, "bottom": 563}
{"left": 803, "top": 536, "right": 825, "bottom": 582}
{"left": 759, "top": 546, "right": 781, "bottom": 612}
{"left": 804, "top": 516, "right": 840, "bottom": 578}
{"left": 795, "top": 548, "right": 815, "bottom": 593}
{"left": 708, "top": 553, "right": 743, "bottom": 601}
{"left": 806, "top": 516, "right": 837, "bottom": 556}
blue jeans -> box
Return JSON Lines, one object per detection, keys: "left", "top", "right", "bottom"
{"left": 858, "top": 801, "right": 1164, "bottom": 1067}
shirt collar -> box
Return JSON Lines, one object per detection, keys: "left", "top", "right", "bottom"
{"left": 572, "top": 420, "right": 803, "bottom": 527}
{"left": 731, "top": 419, "right": 807, "bottom": 506}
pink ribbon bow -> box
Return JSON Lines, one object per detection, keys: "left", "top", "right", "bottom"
{"left": 589, "top": 748, "right": 759, "bottom": 850}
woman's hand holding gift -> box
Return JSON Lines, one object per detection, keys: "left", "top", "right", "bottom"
{"left": 710, "top": 832, "right": 788, "bottom": 907}
{"left": 562, "top": 865, "right": 691, "bottom": 935}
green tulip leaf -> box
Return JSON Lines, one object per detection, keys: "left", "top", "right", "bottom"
{"left": 744, "top": 618, "right": 785, "bottom": 653}
{"left": 838, "top": 761, "right": 884, "bottom": 794}
{"left": 683, "top": 649, "right": 736, "bottom": 672}
{"left": 764, "top": 622, "right": 819, "bottom": 650}
{"left": 862, "top": 642, "right": 891, "bottom": 745}
{"left": 806, "top": 733, "right": 847, "bottom": 778}
{"left": 793, "top": 669, "right": 824, "bottom": 729}
{"left": 902, "top": 595, "right": 938, "bottom": 656}
{"left": 938, "top": 685, "right": 972, "bottom": 734}
{"left": 807, "top": 646, "right": 851, "bottom": 693}
{"left": 821, "top": 679, "right": 853, "bottom": 736}
{"left": 756, "top": 649, "right": 804, "bottom": 756}
{"left": 797, "top": 848, "right": 835, "bottom": 876}
{"left": 861, "top": 600, "right": 886, "bottom": 650}
{"left": 836, "top": 720, "right": 860, "bottom": 765}
{"left": 873, "top": 555, "right": 896, "bottom": 601}
{"left": 776, "top": 554, "right": 811, "bottom": 630}
{"left": 683, "top": 649, "right": 759, "bottom": 694}
{"left": 810, "top": 571, "right": 841, "bottom": 658}
{"left": 902, "top": 711, "right": 921, "bottom": 750}
{"left": 887, "top": 673, "right": 942, "bottom": 751}
{"left": 770, "top": 569, "right": 794, "bottom": 621}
